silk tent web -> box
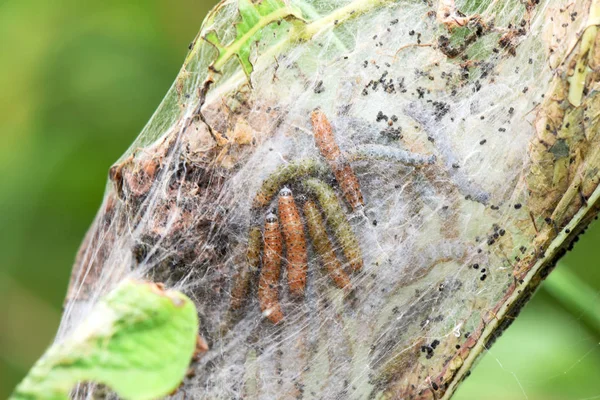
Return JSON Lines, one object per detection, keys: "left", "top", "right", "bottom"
{"left": 60, "top": 0, "right": 600, "bottom": 398}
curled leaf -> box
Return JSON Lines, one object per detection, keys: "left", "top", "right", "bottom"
{"left": 11, "top": 280, "right": 199, "bottom": 400}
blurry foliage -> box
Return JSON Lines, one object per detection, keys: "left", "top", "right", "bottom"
{"left": 10, "top": 281, "right": 199, "bottom": 400}
{"left": 0, "top": 0, "right": 598, "bottom": 398}
{"left": 0, "top": 0, "right": 216, "bottom": 396}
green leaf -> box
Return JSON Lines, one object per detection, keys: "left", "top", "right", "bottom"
{"left": 203, "top": 0, "right": 304, "bottom": 79}
{"left": 10, "top": 280, "right": 199, "bottom": 400}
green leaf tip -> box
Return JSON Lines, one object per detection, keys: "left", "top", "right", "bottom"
{"left": 203, "top": 0, "right": 305, "bottom": 80}
{"left": 10, "top": 280, "right": 200, "bottom": 400}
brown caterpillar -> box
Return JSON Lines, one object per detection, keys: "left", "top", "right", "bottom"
{"left": 258, "top": 212, "right": 284, "bottom": 324}
{"left": 303, "top": 178, "right": 363, "bottom": 272}
{"left": 230, "top": 226, "right": 261, "bottom": 310}
{"left": 303, "top": 200, "right": 351, "bottom": 289}
{"left": 278, "top": 187, "right": 308, "bottom": 296}
{"left": 311, "top": 109, "right": 364, "bottom": 210}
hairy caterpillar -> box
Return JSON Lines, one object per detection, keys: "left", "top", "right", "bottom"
{"left": 303, "top": 178, "right": 363, "bottom": 272}
{"left": 310, "top": 109, "right": 364, "bottom": 210}
{"left": 303, "top": 200, "right": 352, "bottom": 289}
{"left": 253, "top": 158, "right": 329, "bottom": 209}
{"left": 230, "top": 226, "right": 262, "bottom": 310}
{"left": 258, "top": 212, "right": 284, "bottom": 324}
{"left": 404, "top": 102, "right": 490, "bottom": 204}
{"left": 347, "top": 144, "right": 436, "bottom": 166}
{"left": 278, "top": 187, "right": 308, "bottom": 296}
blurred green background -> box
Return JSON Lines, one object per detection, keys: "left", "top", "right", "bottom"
{"left": 0, "top": 1, "right": 598, "bottom": 399}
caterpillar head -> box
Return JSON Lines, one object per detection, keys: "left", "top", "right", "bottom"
{"left": 279, "top": 186, "right": 293, "bottom": 197}
{"left": 265, "top": 212, "right": 278, "bottom": 223}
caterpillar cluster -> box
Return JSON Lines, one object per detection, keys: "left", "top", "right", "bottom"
{"left": 231, "top": 109, "right": 435, "bottom": 324}
{"left": 235, "top": 186, "right": 359, "bottom": 324}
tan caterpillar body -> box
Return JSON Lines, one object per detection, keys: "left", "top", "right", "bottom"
{"left": 303, "top": 200, "right": 351, "bottom": 289}
{"left": 231, "top": 226, "right": 262, "bottom": 310}
{"left": 311, "top": 109, "right": 364, "bottom": 210}
{"left": 278, "top": 187, "right": 308, "bottom": 296}
{"left": 258, "top": 212, "right": 284, "bottom": 324}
